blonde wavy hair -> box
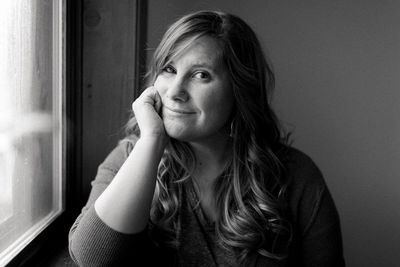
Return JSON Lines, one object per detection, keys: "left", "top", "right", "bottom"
{"left": 124, "top": 10, "right": 292, "bottom": 263}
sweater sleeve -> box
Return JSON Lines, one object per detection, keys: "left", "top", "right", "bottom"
{"left": 68, "top": 138, "right": 159, "bottom": 266}
{"left": 300, "top": 185, "right": 345, "bottom": 267}
{"left": 286, "top": 148, "right": 345, "bottom": 267}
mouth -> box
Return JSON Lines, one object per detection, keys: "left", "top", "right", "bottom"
{"left": 164, "top": 106, "right": 196, "bottom": 115}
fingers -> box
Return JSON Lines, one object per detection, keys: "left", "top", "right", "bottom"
{"left": 130, "top": 86, "right": 166, "bottom": 137}
{"left": 132, "top": 86, "right": 162, "bottom": 112}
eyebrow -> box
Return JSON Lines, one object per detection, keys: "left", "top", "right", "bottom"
{"left": 169, "top": 61, "right": 217, "bottom": 72}
{"left": 191, "top": 63, "right": 215, "bottom": 70}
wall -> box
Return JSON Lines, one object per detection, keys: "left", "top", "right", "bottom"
{"left": 146, "top": 1, "right": 400, "bottom": 266}
{"left": 81, "top": 0, "right": 138, "bottom": 198}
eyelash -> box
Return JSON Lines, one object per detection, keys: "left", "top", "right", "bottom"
{"left": 161, "top": 65, "right": 210, "bottom": 80}
{"left": 162, "top": 65, "right": 176, "bottom": 74}
{"left": 193, "top": 71, "right": 210, "bottom": 79}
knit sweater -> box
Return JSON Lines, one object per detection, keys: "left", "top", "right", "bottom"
{"left": 69, "top": 138, "right": 345, "bottom": 266}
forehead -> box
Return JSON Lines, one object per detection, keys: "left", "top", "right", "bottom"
{"left": 170, "top": 36, "right": 224, "bottom": 69}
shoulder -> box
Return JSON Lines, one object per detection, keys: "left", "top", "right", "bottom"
{"left": 276, "top": 145, "right": 329, "bottom": 219}
{"left": 117, "top": 134, "right": 139, "bottom": 155}
{"left": 276, "top": 145, "right": 338, "bottom": 232}
{"left": 96, "top": 134, "right": 139, "bottom": 176}
{"left": 112, "top": 134, "right": 139, "bottom": 157}
{"left": 84, "top": 134, "right": 139, "bottom": 206}
{"left": 277, "top": 145, "right": 326, "bottom": 193}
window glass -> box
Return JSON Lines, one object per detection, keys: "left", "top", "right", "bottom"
{"left": 0, "top": 0, "right": 64, "bottom": 265}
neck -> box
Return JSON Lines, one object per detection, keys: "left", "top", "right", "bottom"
{"left": 188, "top": 133, "right": 232, "bottom": 188}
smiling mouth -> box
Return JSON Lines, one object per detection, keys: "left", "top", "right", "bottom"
{"left": 164, "top": 106, "right": 196, "bottom": 114}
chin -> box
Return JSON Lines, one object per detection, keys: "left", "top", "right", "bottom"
{"left": 164, "top": 122, "right": 196, "bottom": 142}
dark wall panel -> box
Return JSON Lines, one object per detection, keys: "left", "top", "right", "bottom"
{"left": 81, "top": 0, "right": 144, "bottom": 200}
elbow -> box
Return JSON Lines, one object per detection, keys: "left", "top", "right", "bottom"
{"left": 68, "top": 231, "right": 89, "bottom": 267}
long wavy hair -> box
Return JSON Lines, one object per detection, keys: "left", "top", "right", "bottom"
{"left": 124, "top": 10, "right": 292, "bottom": 263}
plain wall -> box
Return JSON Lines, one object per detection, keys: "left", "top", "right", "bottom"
{"left": 146, "top": 1, "right": 400, "bottom": 266}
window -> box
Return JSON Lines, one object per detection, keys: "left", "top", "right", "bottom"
{"left": 0, "top": 0, "right": 65, "bottom": 265}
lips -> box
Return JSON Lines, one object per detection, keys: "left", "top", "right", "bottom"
{"left": 164, "top": 106, "right": 196, "bottom": 114}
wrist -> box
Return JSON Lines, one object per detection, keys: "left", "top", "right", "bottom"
{"left": 139, "top": 133, "right": 169, "bottom": 148}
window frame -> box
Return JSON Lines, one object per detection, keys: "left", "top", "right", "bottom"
{"left": 5, "top": 0, "right": 148, "bottom": 264}
{"left": 3, "top": 0, "right": 73, "bottom": 265}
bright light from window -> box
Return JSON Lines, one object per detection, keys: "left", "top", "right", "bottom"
{"left": 0, "top": 0, "right": 65, "bottom": 265}
{"left": 0, "top": 0, "right": 15, "bottom": 225}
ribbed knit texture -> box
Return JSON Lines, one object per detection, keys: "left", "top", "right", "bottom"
{"left": 69, "top": 206, "right": 137, "bottom": 266}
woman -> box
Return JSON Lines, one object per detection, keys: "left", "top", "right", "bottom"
{"left": 69, "top": 10, "right": 345, "bottom": 266}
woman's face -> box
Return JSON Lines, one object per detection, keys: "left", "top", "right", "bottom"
{"left": 154, "top": 36, "right": 234, "bottom": 142}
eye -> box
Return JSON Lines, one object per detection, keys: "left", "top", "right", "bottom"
{"left": 161, "top": 65, "right": 176, "bottom": 74}
{"left": 193, "top": 71, "right": 210, "bottom": 80}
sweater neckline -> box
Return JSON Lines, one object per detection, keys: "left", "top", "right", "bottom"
{"left": 185, "top": 181, "right": 216, "bottom": 230}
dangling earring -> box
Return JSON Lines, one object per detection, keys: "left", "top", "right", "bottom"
{"left": 229, "top": 119, "right": 235, "bottom": 138}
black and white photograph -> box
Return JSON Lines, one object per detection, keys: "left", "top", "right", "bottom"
{"left": 0, "top": 1, "right": 398, "bottom": 266}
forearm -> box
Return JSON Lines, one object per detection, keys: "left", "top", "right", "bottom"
{"left": 94, "top": 136, "right": 167, "bottom": 234}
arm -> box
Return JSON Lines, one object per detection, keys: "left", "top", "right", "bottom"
{"left": 95, "top": 86, "right": 167, "bottom": 234}
{"left": 94, "top": 136, "right": 166, "bottom": 233}
{"left": 300, "top": 185, "right": 345, "bottom": 267}
{"left": 69, "top": 87, "right": 168, "bottom": 266}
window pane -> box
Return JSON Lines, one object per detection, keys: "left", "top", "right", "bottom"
{"left": 0, "top": 0, "right": 64, "bottom": 265}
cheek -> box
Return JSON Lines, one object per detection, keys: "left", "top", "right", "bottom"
{"left": 207, "top": 86, "right": 234, "bottom": 110}
{"left": 218, "top": 92, "right": 234, "bottom": 121}
{"left": 202, "top": 91, "right": 234, "bottom": 120}
{"left": 153, "top": 76, "right": 167, "bottom": 99}
{"left": 153, "top": 76, "right": 161, "bottom": 88}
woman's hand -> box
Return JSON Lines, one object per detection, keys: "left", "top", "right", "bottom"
{"left": 132, "top": 86, "right": 166, "bottom": 139}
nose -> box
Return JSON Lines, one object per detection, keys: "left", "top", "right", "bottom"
{"left": 167, "top": 76, "right": 188, "bottom": 102}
